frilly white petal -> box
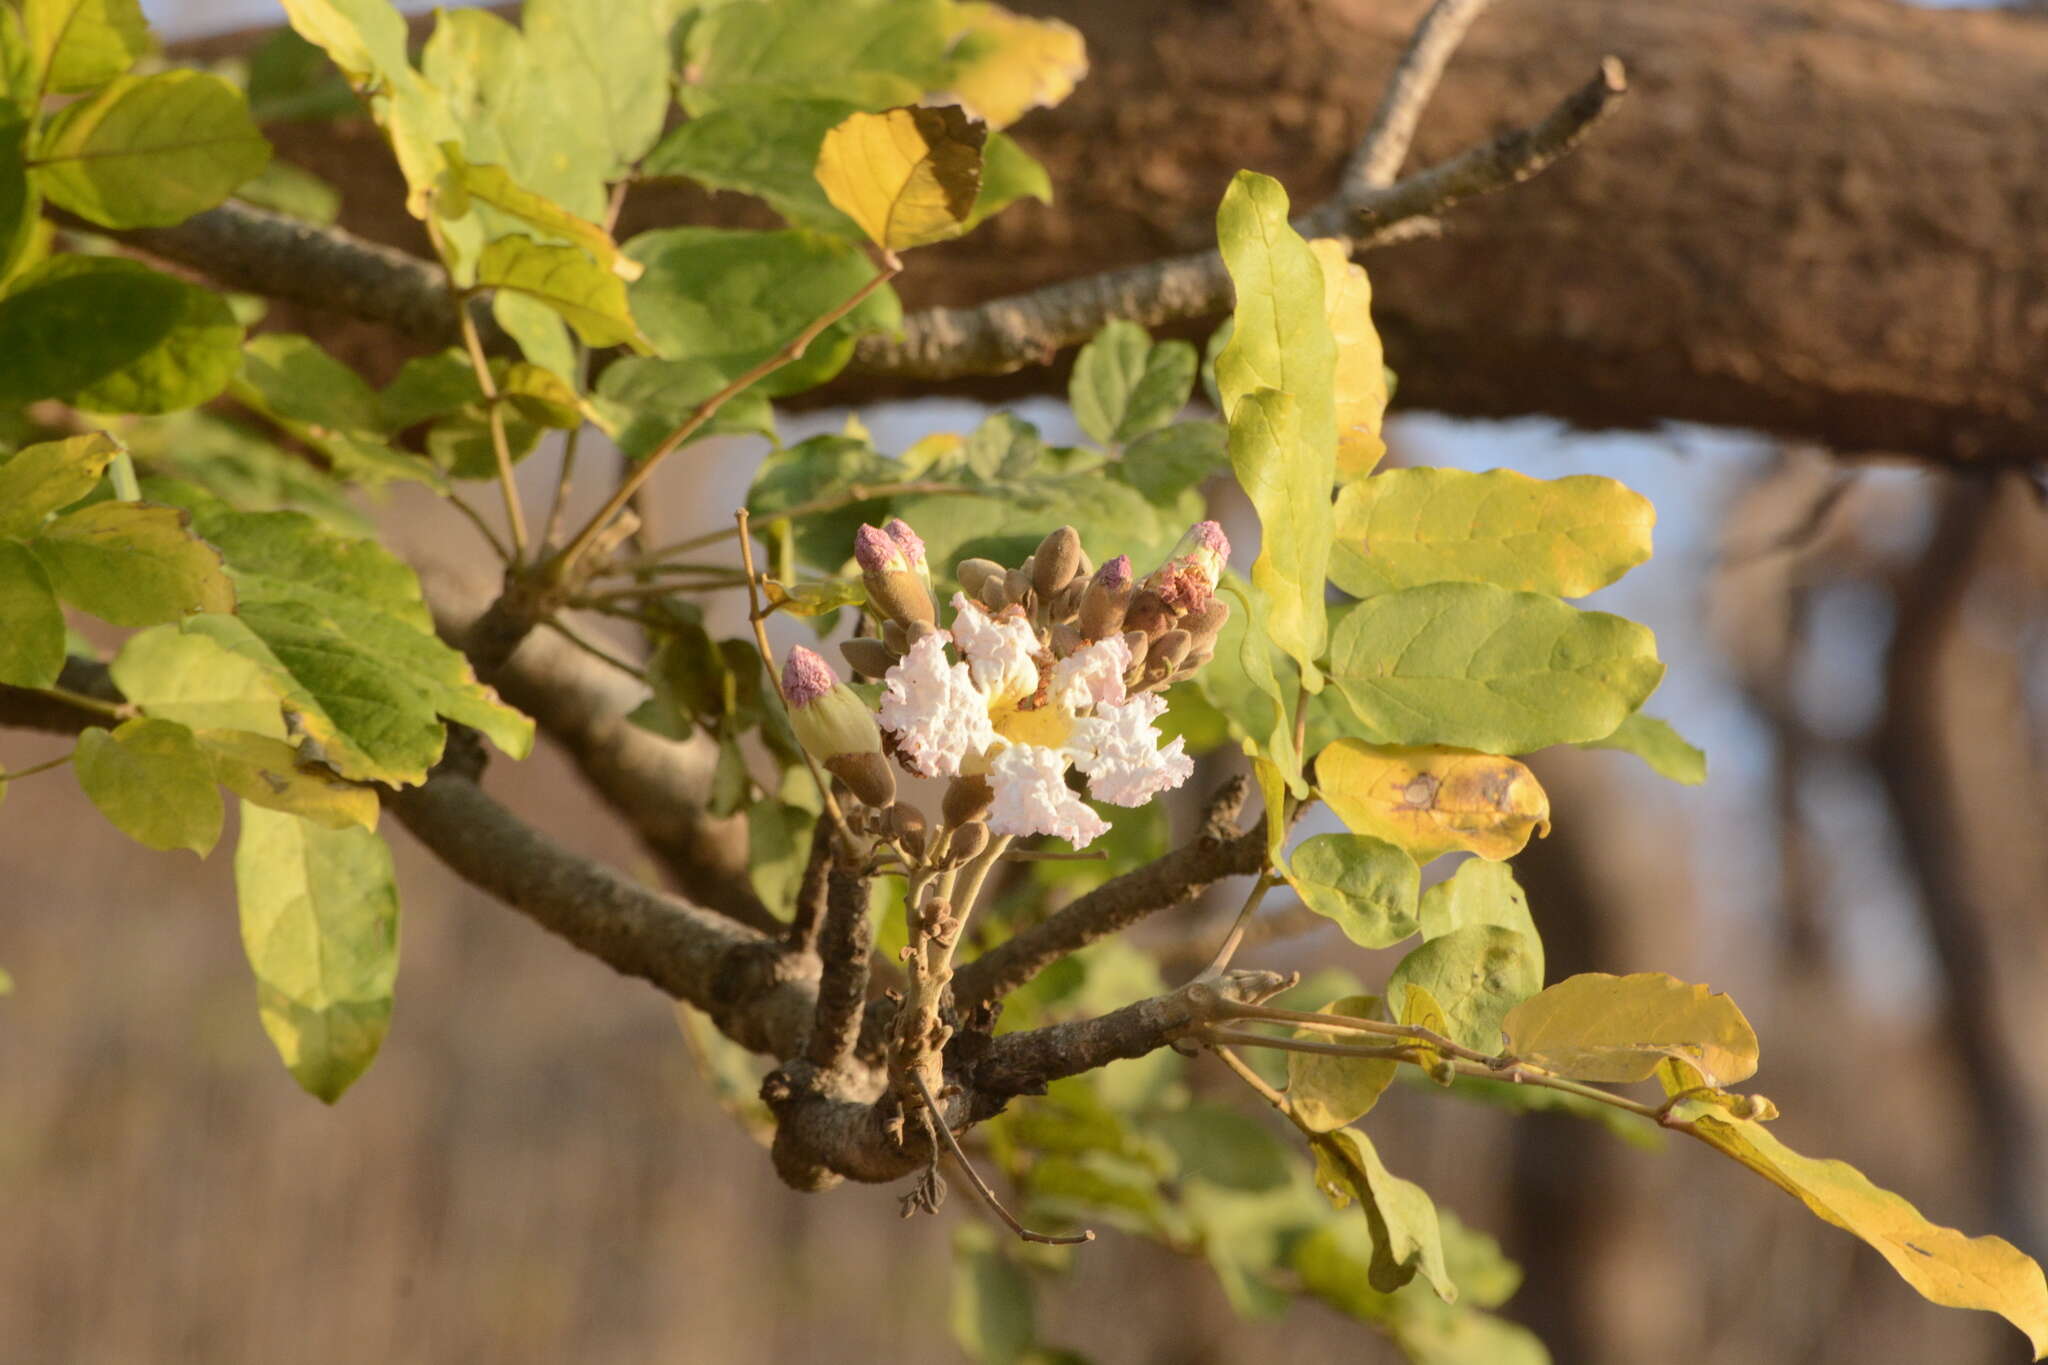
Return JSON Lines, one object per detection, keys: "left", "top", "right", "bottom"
{"left": 987, "top": 744, "right": 1110, "bottom": 848}
{"left": 1049, "top": 634, "right": 1130, "bottom": 712}
{"left": 878, "top": 630, "right": 995, "bottom": 777}
{"left": 949, "top": 592, "right": 1040, "bottom": 703}
{"left": 1068, "top": 693, "right": 1195, "bottom": 807}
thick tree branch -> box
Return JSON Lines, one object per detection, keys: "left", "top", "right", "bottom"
{"left": 805, "top": 856, "right": 876, "bottom": 1072}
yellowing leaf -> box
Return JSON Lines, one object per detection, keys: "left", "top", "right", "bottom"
{"left": 1310, "top": 1127, "right": 1456, "bottom": 1302}
{"left": 939, "top": 3, "right": 1086, "bottom": 129}
{"left": 111, "top": 623, "right": 287, "bottom": 737}
{"left": 32, "top": 500, "right": 235, "bottom": 627}
{"left": 0, "top": 541, "right": 64, "bottom": 689}
{"left": 196, "top": 729, "right": 378, "bottom": 831}
{"left": 477, "top": 235, "right": 652, "bottom": 352}
{"left": 21, "top": 0, "right": 149, "bottom": 95}
{"left": 1316, "top": 739, "right": 1550, "bottom": 863}
{"left": 1330, "top": 467, "right": 1654, "bottom": 599}
{"left": 446, "top": 150, "right": 641, "bottom": 280}
{"left": 74, "top": 717, "right": 224, "bottom": 856}
{"left": 1284, "top": 832, "right": 1418, "bottom": 948}
{"left": 1215, "top": 171, "right": 1336, "bottom": 686}
{"left": 1310, "top": 239, "right": 1387, "bottom": 480}
{"left": 1288, "top": 995, "right": 1398, "bottom": 1132}
{"left": 816, "top": 105, "right": 986, "bottom": 251}
{"left": 1673, "top": 1101, "right": 2048, "bottom": 1358}
{"left": 1505, "top": 972, "right": 1758, "bottom": 1087}
{"left": 234, "top": 801, "right": 398, "bottom": 1102}
{"left": 1387, "top": 925, "right": 1540, "bottom": 1054}
{"left": 0, "top": 432, "right": 119, "bottom": 538}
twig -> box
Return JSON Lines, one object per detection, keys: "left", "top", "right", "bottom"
{"left": 1001, "top": 847, "right": 1107, "bottom": 863}
{"left": 1213, "top": 997, "right": 1500, "bottom": 1067}
{"left": 909, "top": 1069, "right": 1095, "bottom": 1246}
{"left": 443, "top": 485, "right": 513, "bottom": 562}
{"left": 1195, "top": 871, "right": 1279, "bottom": 980}
{"left": 1203, "top": 1026, "right": 1414, "bottom": 1063}
{"left": 608, "top": 481, "right": 969, "bottom": 575}
{"left": 735, "top": 507, "right": 855, "bottom": 848}
{"left": 554, "top": 257, "right": 901, "bottom": 579}
{"left": 0, "top": 751, "right": 76, "bottom": 782}
{"left": 544, "top": 418, "right": 586, "bottom": 552}
{"left": 35, "top": 684, "right": 127, "bottom": 721}
{"left": 434, "top": 216, "right": 529, "bottom": 565}
{"left": 787, "top": 818, "right": 835, "bottom": 953}
{"left": 1341, "top": 0, "right": 1494, "bottom": 192}
{"left": 541, "top": 618, "right": 648, "bottom": 682}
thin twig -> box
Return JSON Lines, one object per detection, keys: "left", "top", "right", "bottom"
{"left": 435, "top": 217, "right": 530, "bottom": 564}
{"left": 909, "top": 1069, "right": 1095, "bottom": 1247}
{"left": 0, "top": 751, "right": 76, "bottom": 782}
{"left": 541, "top": 618, "right": 648, "bottom": 683}
{"left": 544, "top": 418, "right": 586, "bottom": 552}
{"left": 609, "top": 480, "right": 968, "bottom": 575}
{"left": 443, "top": 485, "right": 513, "bottom": 562}
{"left": 1203, "top": 1026, "right": 1414, "bottom": 1063}
{"left": 555, "top": 257, "right": 901, "bottom": 579}
{"left": 1341, "top": 0, "right": 1494, "bottom": 192}
{"left": 735, "top": 508, "right": 855, "bottom": 849}
{"left": 1213, "top": 997, "right": 1500, "bottom": 1067}
{"left": 1195, "top": 871, "right": 1279, "bottom": 980}
{"left": 35, "top": 685, "right": 127, "bottom": 721}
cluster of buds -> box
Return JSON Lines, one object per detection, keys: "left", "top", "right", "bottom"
{"left": 780, "top": 518, "right": 1233, "bottom": 854}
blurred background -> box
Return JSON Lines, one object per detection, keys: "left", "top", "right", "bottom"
{"left": 5, "top": 0, "right": 2046, "bottom": 1361}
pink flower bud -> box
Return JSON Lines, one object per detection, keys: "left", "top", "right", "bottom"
{"left": 854, "top": 523, "right": 907, "bottom": 575}
{"left": 883, "top": 518, "right": 927, "bottom": 571}
{"left": 781, "top": 646, "right": 838, "bottom": 708}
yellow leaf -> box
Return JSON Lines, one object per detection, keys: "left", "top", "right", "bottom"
{"left": 196, "top": 729, "right": 379, "bottom": 831}
{"left": 1287, "top": 995, "right": 1396, "bottom": 1132}
{"left": 1311, "top": 240, "right": 1387, "bottom": 480}
{"left": 940, "top": 3, "right": 1087, "bottom": 129}
{"left": 1503, "top": 971, "right": 1759, "bottom": 1087}
{"left": 1674, "top": 1102, "right": 2048, "bottom": 1359}
{"left": 816, "top": 105, "right": 986, "bottom": 251}
{"left": 1315, "top": 739, "right": 1550, "bottom": 862}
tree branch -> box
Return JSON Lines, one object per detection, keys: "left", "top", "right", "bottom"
{"left": 806, "top": 855, "right": 876, "bottom": 1072}
{"left": 951, "top": 783, "right": 1263, "bottom": 1010}
{"left": 1339, "top": 0, "right": 1495, "bottom": 193}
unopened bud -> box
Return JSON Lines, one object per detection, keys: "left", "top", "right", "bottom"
{"left": 855, "top": 523, "right": 935, "bottom": 627}
{"left": 976, "top": 572, "right": 1009, "bottom": 611}
{"left": 1049, "top": 622, "right": 1082, "bottom": 657}
{"left": 825, "top": 751, "right": 897, "bottom": 808}
{"left": 840, "top": 636, "right": 897, "bottom": 678}
{"left": 882, "top": 620, "right": 910, "bottom": 655}
{"left": 888, "top": 803, "right": 929, "bottom": 857}
{"left": 1049, "top": 580, "right": 1085, "bottom": 621}
{"left": 1148, "top": 628, "right": 1191, "bottom": 675}
{"left": 945, "top": 820, "right": 991, "bottom": 866}
{"left": 1032, "top": 526, "right": 1082, "bottom": 599}
{"left": 1002, "top": 568, "right": 1032, "bottom": 610}
{"left": 957, "top": 558, "right": 1006, "bottom": 598}
{"left": 942, "top": 773, "right": 994, "bottom": 827}
{"left": 882, "top": 518, "right": 927, "bottom": 573}
{"left": 1078, "top": 554, "right": 1134, "bottom": 640}
{"left": 1182, "top": 596, "right": 1231, "bottom": 655}
{"left": 1124, "top": 588, "right": 1172, "bottom": 639}
{"left": 783, "top": 647, "right": 883, "bottom": 774}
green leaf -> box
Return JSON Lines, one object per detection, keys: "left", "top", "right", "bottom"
{"left": 645, "top": 97, "right": 863, "bottom": 233}
{"left": 681, "top": 0, "right": 950, "bottom": 115}
{"left": 377, "top": 348, "right": 483, "bottom": 431}
{"left": 195, "top": 729, "right": 378, "bottom": 830}
{"left": 234, "top": 159, "right": 341, "bottom": 225}
{"left": 446, "top": 150, "right": 640, "bottom": 282}
{"left": 111, "top": 622, "right": 287, "bottom": 737}
{"left": 233, "top": 332, "right": 389, "bottom": 447}
{"left": 30, "top": 71, "right": 269, "bottom": 229}
{"left": 962, "top": 129, "right": 1050, "bottom": 230}
{"left": 33, "top": 500, "right": 234, "bottom": 626}
{"left": 1315, "top": 740, "right": 1551, "bottom": 863}
{"left": 0, "top": 432, "right": 118, "bottom": 538}
{"left": 21, "top": 0, "right": 149, "bottom": 95}
{"left": 0, "top": 113, "right": 32, "bottom": 281}
{"left": 1294, "top": 1214, "right": 1548, "bottom": 1363}
{"left": 814, "top": 104, "right": 985, "bottom": 251}
{"left": 1325, "top": 582, "right": 1665, "bottom": 754}
{"left": 1577, "top": 712, "right": 1706, "bottom": 785}
{"left": 1285, "top": 833, "right": 1419, "bottom": 948}
{"left": 627, "top": 226, "right": 901, "bottom": 394}
{"left": 1287, "top": 994, "right": 1398, "bottom": 1131}
{"left": 1218, "top": 579, "right": 1304, "bottom": 796}
{"left": 1330, "top": 467, "right": 1655, "bottom": 600}
{"left": 477, "top": 235, "right": 651, "bottom": 351}
{"left": 74, "top": 717, "right": 223, "bottom": 855}
{"left": 1070, "top": 321, "right": 1196, "bottom": 446}
{"left": 950, "top": 1224, "right": 1036, "bottom": 1365}
{"left": 0, "top": 10, "right": 30, "bottom": 114}
{"left": 0, "top": 540, "right": 64, "bottom": 687}
{"left": 1419, "top": 858, "right": 1543, "bottom": 986}
{"left": 1152, "top": 1102, "right": 1293, "bottom": 1192}
{"left": 186, "top": 511, "right": 532, "bottom": 783}
{"left": 0, "top": 255, "right": 242, "bottom": 413}
{"left": 234, "top": 801, "right": 399, "bottom": 1102}
{"left": 1503, "top": 972, "right": 1759, "bottom": 1086}
{"left": 591, "top": 356, "right": 778, "bottom": 461}
{"left": 1115, "top": 419, "right": 1228, "bottom": 506}
{"left": 1386, "top": 925, "right": 1540, "bottom": 1054}
{"left": 1671, "top": 1099, "right": 2048, "bottom": 1357}
{"left": 1311, "top": 1127, "right": 1456, "bottom": 1300}
{"left": 1214, "top": 170, "right": 1337, "bottom": 684}
{"left": 499, "top": 361, "right": 582, "bottom": 429}
{"left": 491, "top": 289, "right": 578, "bottom": 382}
{"left": 518, "top": 0, "right": 676, "bottom": 173}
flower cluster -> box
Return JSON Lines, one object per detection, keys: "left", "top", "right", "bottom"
{"left": 782, "top": 520, "right": 1233, "bottom": 851}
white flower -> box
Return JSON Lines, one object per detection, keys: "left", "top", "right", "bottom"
{"left": 1068, "top": 693, "right": 1194, "bottom": 807}
{"left": 987, "top": 743, "right": 1110, "bottom": 846}
{"left": 948, "top": 592, "right": 1039, "bottom": 704}
{"left": 1048, "top": 634, "right": 1130, "bottom": 711}
{"left": 878, "top": 630, "right": 996, "bottom": 777}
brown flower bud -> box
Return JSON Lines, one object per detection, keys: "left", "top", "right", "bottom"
{"left": 855, "top": 523, "right": 936, "bottom": 627}
{"left": 1048, "top": 580, "right": 1085, "bottom": 621}
{"left": 956, "top": 558, "right": 1006, "bottom": 598}
{"left": 1123, "top": 588, "right": 1172, "bottom": 639}
{"left": 1049, "top": 622, "right": 1082, "bottom": 657}
{"left": 942, "top": 773, "right": 994, "bottom": 827}
{"left": 1078, "top": 555, "right": 1134, "bottom": 640}
{"left": 825, "top": 751, "right": 897, "bottom": 808}
{"left": 1032, "top": 526, "right": 1082, "bottom": 600}
{"left": 1147, "top": 628, "right": 1191, "bottom": 675}
{"left": 1182, "top": 596, "right": 1231, "bottom": 656}
{"left": 945, "top": 820, "right": 991, "bottom": 867}
{"left": 840, "top": 637, "right": 897, "bottom": 678}
{"left": 1002, "top": 568, "right": 1033, "bottom": 610}
{"left": 882, "top": 620, "right": 909, "bottom": 654}
{"left": 888, "top": 803, "right": 929, "bottom": 857}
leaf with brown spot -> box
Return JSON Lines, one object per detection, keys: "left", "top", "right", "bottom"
{"left": 1315, "top": 739, "right": 1550, "bottom": 862}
